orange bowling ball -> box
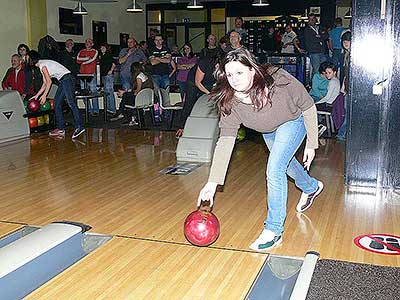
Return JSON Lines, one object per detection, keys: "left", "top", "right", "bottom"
{"left": 28, "top": 117, "right": 38, "bottom": 128}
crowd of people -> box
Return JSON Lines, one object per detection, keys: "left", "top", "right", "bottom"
{"left": 1, "top": 15, "right": 351, "bottom": 140}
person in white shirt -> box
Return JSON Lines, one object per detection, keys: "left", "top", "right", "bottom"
{"left": 281, "top": 24, "right": 301, "bottom": 54}
{"left": 27, "top": 50, "right": 85, "bottom": 139}
{"left": 315, "top": 61, "right": 340, "bottom": 108}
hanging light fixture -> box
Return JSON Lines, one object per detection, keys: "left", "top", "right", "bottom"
{"left": 73, "top": 0, "right": 88, "bottom": 15}
{"left": 344, "top": 8, "right": 352, "bottom": 19}
{"left": 300, "top": 9, "right": 308, "bottom": 20}
{"left": 252, "top": 0, "right": 270, "bottom": 7}
{"left": 187, "top": 0, "right": 203, "bottom": 9}
{"left": 127, "top": 0, "right": 143, "bottom": 13}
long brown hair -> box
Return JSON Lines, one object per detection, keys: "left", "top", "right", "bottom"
{"left": 211, "top": 48, "right": 275, "bottom": 115}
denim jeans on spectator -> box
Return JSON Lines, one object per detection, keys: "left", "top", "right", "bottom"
{"left": 152, "top": 74, "right": 170, "bottom": 90}
{"left": 55, "top": 74, "right": 83, "bottom": 130}
{"left": 262, "top": 115, "right": 319, "bottom": 235}
{"left": 309, "top": 53, "right": 326, "bottom": 74}
{"left": 102, "top": 74, "right": 116, "bottom": 113}
{"left": 332, "top": 49, "right": 342, "bottom": 71}
{"left": 177, "top": 80, "right": 186, "bottom": 101}
{"left": 121, "top": 73, "right": 132, "bottom": 91}
{"left": 80, "top": 76, "right": 98, "bottom": 113}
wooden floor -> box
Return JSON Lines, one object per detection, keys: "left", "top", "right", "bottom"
{"left": 0, "top": 128, "right": 398, "bottom": 299}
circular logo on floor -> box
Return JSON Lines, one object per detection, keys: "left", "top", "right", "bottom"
{"left": 354, "top": 234, "right": 400, "bottom": 255}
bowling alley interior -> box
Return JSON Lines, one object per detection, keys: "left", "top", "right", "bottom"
{"left": 0, "top": 0, "right": 399, "bottom": 299}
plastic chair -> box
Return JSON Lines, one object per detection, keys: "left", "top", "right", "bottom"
{"left": 125, "top": 88, "right": 154, "bottom": 128}
{"left": 157, "top": 88, "right": 183, "bottom": 129}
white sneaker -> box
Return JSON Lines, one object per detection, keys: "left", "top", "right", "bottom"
{"left": 249, "top": 229, "right": 282, "bottom": 251}
{"left": 318, "top": 124, "right": 327, "bottom": 137}
{"left": 296, "top": 181, "right": 324, "bottom": 213}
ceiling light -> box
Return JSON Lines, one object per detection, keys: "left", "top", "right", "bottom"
{"left": 252, "top": 0, "right": 270, "bottom": 7}
{"left": 73, "top": 1, "right": 88, "bottom": 15}
{"left": 127, "top": 0, "right": 143, "bottom": 13}
{"left": 187, "top": 0, "right": 203, "bottom": 9}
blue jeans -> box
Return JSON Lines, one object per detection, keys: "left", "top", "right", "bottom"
{"left": 331, "top": 49, "right": 342, "bottom": 70}
{"left": 80, "top": 76, "right": 98, "bottom": 113}
{"left": 262, "top": 115, "right": 319, "bottom": 235}
{"left": 102, "top": 75, "right": 116, "bottom": 113}
{"left": 309, "top": 53, "right": 326, "bottom": 74}
{"left": 55, "top": 74, "right": 83, "bottom": 130}
{"left": 152, "top": 74, "right": 170, "bottom": 90}
{"left": 121, "top": 72, "right": 132, "bottom": 91}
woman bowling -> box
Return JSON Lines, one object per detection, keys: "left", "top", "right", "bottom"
{"left": 197, "top": 48, "right": 323, "bottom": 251}
{"left": 27, "top": 50, "right": 85, "bottom": 140}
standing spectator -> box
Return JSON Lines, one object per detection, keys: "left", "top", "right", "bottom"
{"left": 329, "top": 18, "right": 347, "bottom": 70}
{"left": 27, "top": 50, "right": 85, "bottom": 139}
{"left": 304, "top": 14, "right": 326, "bottom": 74}
{"left": 261, "top": 25, "right": 279, "bottom": 55}
{"left": 224, "top": 31, "right": 243, "bottom": 53}
{"left": 149, "top": 34, "right": 176, "bottom": 89}
{"left": 2, "top": 54, "right": 25, "bottom": 97}
{"left": 17, "top": 44, "right": 30, "bottom": 62}
{"left": 76, "top": 38, "right": 99, "bottom": 115}
{"left": 230, "top": 16, "right": 247, "bottom": 42}
{"left": 177, "top": 43, "right": 198, "bottom": 101}
{"left": 60, "top": 39, "right": 79, "bottom": 77}
{"left": 18, "top": 44, "right": 42, "bottom": 98}
{"left": 336, "top": 31, "right": 351, "bottom": 141}
{"left": 139, "top": 41, "right": 149, "bottom": 57}
{"left": 147, "top": 28, "right": 158, "bottom": 50}
{"left": 99, "top": 43, "right": 116, "bottom": 115}
{"left": 200, "top": 34, "right": 222, "bottom": 59}
{"left": 118, "top": 38, "right": 147, "bottom": 91}
{"left": 281, "top": 24, "right": 301, "bottom": 54}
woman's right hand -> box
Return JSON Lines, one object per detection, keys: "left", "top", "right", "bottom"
{"left": 197, "top": 182, "right": 218, "bottom": 207}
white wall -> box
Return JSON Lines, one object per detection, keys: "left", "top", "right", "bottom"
{"left": 0, "top": 0, "right": 28, "bottom": 77}
{"left": 46, "top": 0, "right": 146, "bottom": 45}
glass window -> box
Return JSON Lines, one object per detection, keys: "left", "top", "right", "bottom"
{"left": 211, "top": 8, "right": 225, "bottom": 22}
{"left": 165, "top": 9, "right": 206, "bottom": 23}
{"left": 148, "top": 10, "right": 161, "bottom": 24}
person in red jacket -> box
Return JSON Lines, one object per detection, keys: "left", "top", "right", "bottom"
{"left": 2, "top": 54, "right": 26, "bottom": 98}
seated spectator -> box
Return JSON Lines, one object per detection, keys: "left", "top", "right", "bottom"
{"left": 219, "top": 36, "right": 229, "bottom": 52}
{"left": 309, "top": 64, "right": 329, "bottom": 103}
{"left": 139, "top": 41, "right": 149, "bottom": 57}
{"left": 224, "top": 31, "right": 243, "bottom": 53}
{"left": 99, "top": 42, "right": 116, "bottom": 115}
{"left": 176, "top": 43, "right": 198, "bottom": 101}
{"left": 2, "top": 54, "right": 26, "bottom": 97}
{"left": 315, "top": 62, "right": 340, "bottom": 110}
{"left": 261, "top": 25, "right": 279, "bottom": 55}
{"left": 111, "top": 62, "right": 154, "bottom": 126}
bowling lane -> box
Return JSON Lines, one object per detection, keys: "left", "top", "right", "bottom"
{"left": 0, "top": 222, "right": 23, "bottom": 239}
{"left": 26, "top": 237, "right": 267, "bottom": 300}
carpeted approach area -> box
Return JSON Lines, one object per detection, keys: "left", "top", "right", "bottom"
{"left": 306, "top": 259, "right": 400, "bottom": 300}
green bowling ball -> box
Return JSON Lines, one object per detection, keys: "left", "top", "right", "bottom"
{"left": 23, "top": 99, "right": 29, "bottom": 112}
{"left": 236, "top": 127, "right": 246, "bottom": 142}
{"left": 40, "top": 101, "right": 51, "bottom": 111}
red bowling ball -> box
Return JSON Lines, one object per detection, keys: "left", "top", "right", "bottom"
{"left": 27, "top": 99, "right": 40, "bottom": 112}
{"left": 184, "top": 205, "right": 220, "bottom": 247}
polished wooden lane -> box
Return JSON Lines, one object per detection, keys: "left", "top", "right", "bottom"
{"left": 0, "top": 129, "right": 399, "bottom": 268}
{"left": 0, "top": 222, "right": 23, "bottom": 238}
{"left": 27, "top": 237, "right": 267, "bottom": 300}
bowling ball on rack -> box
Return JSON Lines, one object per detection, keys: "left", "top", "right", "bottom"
{"left": 236, "top": 127, "right": 246, "bottom": 142}
{"left": 43, "top": 114, "right": 50, "bottom": 124}
{"left": 49, "top": 98, "right": 54, "bottom": 110}
{"left": 27, "top": 99, "right": 40, "bottom": 112}
{"left": 184, "top": 204, "right": 220, "bottom": 247}
{"left": 40, "top": 101, "right": 51, "bottom": 111}
{"left": 37, "top": 116, "right": 44, "bottom": 126}
{"left": 23, "top": 99, "right": 29, "bottom": 112}
{"left": 28, "top": 117, "right": 38, "bottom": 128}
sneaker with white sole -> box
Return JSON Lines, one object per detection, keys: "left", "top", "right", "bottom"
{"left": 72, "top": 127, "right": 86, "bottom": 139}
{"left": 110, "top": 113, "right": 124, "bottom": 121}
{"left": 249, "top": 229, "right": 282, "bottom": 251}
{"left": 296, "top": 181, "right": 324, "bottom": 213}
{"left": 49, "top": 129, "right": 65, "bottom": 137}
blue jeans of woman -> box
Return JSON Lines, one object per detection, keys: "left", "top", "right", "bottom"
{"left": 262, "top": 115, "right": 319, "bottom": 235}
{"left": 54, "top": 74, "right": 83, "bottom": 130}
{"left": 102, "top": 75, "right": 116, "bottom": 113}
{"left": 80, "top": 76, "right": 99, "bottom": 113}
